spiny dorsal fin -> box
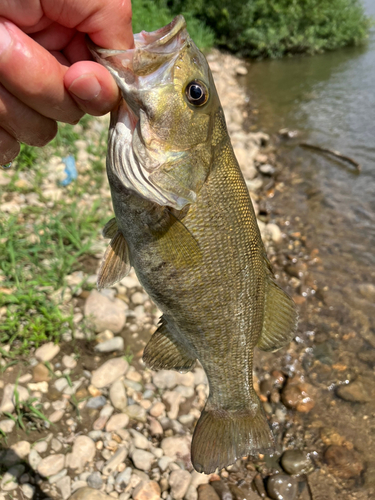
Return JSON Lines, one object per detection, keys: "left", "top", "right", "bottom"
{"left": 143, "top": 317, "right": 196, "bottom": 373}
{"left": 97, "top": 230, "right": 131, "bottom": 290}
{"left": 151, "top": 212, "right": 202, "bottom": 269}
{"left": 102, "top": 218, "right": 119, "bottom": 239}
{"left": 257, "top": 278, "right": 298, "bottom": 352}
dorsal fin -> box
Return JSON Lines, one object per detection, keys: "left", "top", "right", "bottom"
{"left": 257, "top": 278, "right": 298, "bottom": 352}
{"left": 102, "top": 217, "right": 119, "bottom": 239}
{"left": 143, "top": 317, "right": 196, "bottom": 373}
{"left": 97, "top": 230, "right": 131, "bottom": 289}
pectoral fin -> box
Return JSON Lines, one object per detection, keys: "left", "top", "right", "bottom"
{"left": 102, "top": 217, "right": 119, "bottom": 239}
{"left": 97, "top": 230, "right": 131, "bottom": 289}
{"left": 257, "top": 278, "right": 298, "bottom": 352}
{"left": 143, "top": 317, "right": 196, "bottom": 373}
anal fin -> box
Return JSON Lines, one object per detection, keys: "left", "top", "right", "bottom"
{"left": 257, "top": 278, "right": 298, "bottom": 352}
{"left": 143, "top": 318, "right": 196, "bottom": 373}
{"left": 97, "top": 230, "right": 131, "bottom": 289}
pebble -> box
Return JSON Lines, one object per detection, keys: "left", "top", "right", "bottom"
{"left": 84, "top": 290, "right": 127, "bottom": 333}
{"left": 91, "top": 358, "right": 129, "bottom": 388}
{"left": 132, "top": 450, "right": 154, "bottom": 471}
{"left": 161, "top": 436, "right": 191, "bottom": 461}
{"left": 153, "top": 370, "right": 179, "bottom": 390}
{"left": 35, "top": 342, "right": 60, "bottom": 362}
{"left": 149, "top": 401, "right": 165, "bottom": 418}
{"left": 130, "top": 429, "right": 150, "bottom": 450}
{"left": 28, "top": 449, "right": 42, "bottom": 470}
{"left": 110, "top": 379, "right": 128, "bottom": 411}
{"left": 169, "top": 469, "right": 191, "bottom": 499}
{"left": 0, "top": 419, "right": 15, "bottom": 433}
{"left": 132, "top": 480, "right": 161, "bottom": 500}
{"left": 148, "top": 417, "right": 163, "bottom": 436}
{"left": 126, "top": 404, "right": 147, "bottom": 422}
{"left": 266, "top": 223, "right": 283, "bottom": 244}
{"left": 28, "top": 381, "right": 49, "bottom": 393}
{"left": 235, "top": 65, "right": 248, "bottom": 76}
{"left": 33, "top": 440, "right": 48, "bottom": 453}
{"left": 66, "top": 436, "right": 96, "bottom": 472}
{"left": 1, "top": 464, "right": 25, "bottom": 491}
{"left": 210, "top": 480, "right": 232, "bottom": 500}
{"left": 281, "top": 450, "right": 314, "bottom": 475}
{"left": 259, "top": 163, "right": 276, "bottom": 175}
{"left": 49, "top": 409, "right": 65, "bottom": 422}
{"left": 198, "top": 484, "right": 220, "bottom": 500}
{"left": 87, "top": 471, "right": 103, "bottom": 489}
{"left": 37, "top": 454, "right": 65, "bottom": 477}
{"left": 229, "top": 484, "right": 260, "bottom": 500}
{"left": 33, "top": 363, "right": 51, "bottom": 382}
{"left": 103, "top": 446, "right": 128, "bottom": 476}
{"left": 57, "top": 476, "right": 72, "bottom": 500}
{"left": 69, "top": 487, "right": 113, "bottom": 500}
{"left": 281, "top": 379, "right": 315, "bottom": 413}
{"left": 86, "top": 396, "right": 107, "bottom": 409}
{"left": 11, "top": 441, "right": 30, "bottom": 460}
{"left": 0, "top": 383, "right": 29, "bottom": 413}
{"left": 94, "top": 336, "right": 125, "bottom": 353}
{"left": 21, "top": 483, "right": 36, "bottom": 499}
{"left": 106, "top": 413, "right": 130, "bottom": 432}
{"left": 55, "top": 377, "right": 69, "bottom": 392}
{"left": 267, "top": 474, "right": 298, "bottom": 500}
{"left": 63, "top": 355, "right": 77, "bottom": 369}
{"left": 116, "top": 467, "right": 132, "bottom": 487}
{"left": 324, "top": 445, "right": 364, "bottom": 479}
{"left": 336, "top": 379, "right": 372, "bottom": 403}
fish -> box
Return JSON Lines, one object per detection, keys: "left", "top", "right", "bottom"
{"left": 89, "top": 15, "right": 298, "bottom": 473}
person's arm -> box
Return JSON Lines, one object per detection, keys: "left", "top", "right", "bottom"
{"left": 0, "top": 0, "right": 133, "bottom": 164}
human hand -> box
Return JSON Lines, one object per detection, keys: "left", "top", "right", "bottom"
{"left": 0, "top": 0, "right": 133, "bottom": 164}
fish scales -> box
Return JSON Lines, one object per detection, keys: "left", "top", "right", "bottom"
{"left": 90, "top": 15, "right": 298, "bottom": 473}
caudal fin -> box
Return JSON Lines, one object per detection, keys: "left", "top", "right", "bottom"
{"left": 191, "top": 401, "right": 274, "bottom": 474}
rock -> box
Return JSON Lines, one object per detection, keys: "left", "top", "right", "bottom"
{"left": 69, "top": 487, "right": 113, "bottom": 500}
{"left": 132, "top": 480, "right": 161, "bottom": 500}
{"left": 132, "top": 292, "right": 146, "bottom": 305}
{"left": 1, "top": 464, "right": 25, "bottom": 491}
{"left": 324, "top": 445, "right": 364, "bottom": 479}
{"left": 51, "top": 438, "right": 63, "bottom": 452}
{"left": 28, "top": 381, "right": 49, "bottom": 393}
{"left": 35, "top": 342, "right": 60, "bottom": 362}
{"left": 33, "top": 440, "right": 48, "bottom": 453}
{"left": 229, "top": 484, "right": 261, "bottom": 500}
{"left": 161, "top": 436, "right": 191, "bottom": 461}
{"left": 33, "top": 363, "right": 51, "bottom": 382}
{"left": 21, "top": 483, "right": 36, "bottom": 499}
{"left": 126, "top": 404, "right": 147, "bottom": 422}
{"left": 235, "top": 65, "right": 248, "bottom": 76}
{"left": 336, "top": 379, "right": 372, "bottom": 403}
{"left": 281, "top": 450, "right": 313, "bottom": 476}
{"left": 163, "top": 390, "right": 183, "bottom": 420}
{"left": 106, "top": 413, "right": 130, "bottom": 432}
{"left": 0, "top": 170, "right": 11, "bottom": 186}
{"left": 86, "top": 396, "right": 107, "bottom": 409}
{"left": 55, "top": 377, "right": 69, "bottom": 392}
{"left": 0, "top": 383, "right": 29, "bottom": 413}
{"left": 185, "top": 484, "right": 198, "bottom": 500}
{"left": 94, "top": 336, "right": 124, "bottom": 353}
{"left": 66, "top": 436, "right": 96, "bottom": 472}
{"left": 84, "top": 290, "right": 127, "bottom": 333}
{"left": 87, "top": 471, "right": 103, "bottom": 490}
{"left": 148, "top": 417, "right": 163, "bottom": 436}
{"left": 132, "top": 449, "right": 154, "bottom": 471}
{"left": 259, "top": 164, "right": 276, "bottom": 175}
{"left": 149, "top": 402, "right": 165, "bottom": 418}
{"left": 267, "top": 475, "right": 298, "bottom": 500}
{"left": 358, "top": 283, "right": 375, "bottom": 301}
{"left": 91, "top": 357, "right": 129, "bottom": 388}
{"left": 210, "top": 480, "right": 233, "bottom": 500}
{"left": 130, "top": 429, "right": 150, "bottom": 450}
{"left": 281, "top": 379, "right": 316, "bottom": 413}
{"left": 266, "top": 223, "right": 283, "bottom": 244}
{"left": 102, "top": 446, "right": 128, "bottom": 476}
{"left": 190, "top": 471, "right": 210, "bottom": 488}
{"left": 110, "top": 379, "right": 127, "bottom": 411}
{"left": 49, "top": 409, "right": 65, "bottom": 422}
{"left": 57, "top": 476, "right": 72, "bottom": 500}
{"left": 198, "top": 484, "right": 220, "bottom": 500}
{"left": 28, "top": 449, "right": 42, "bottom": 470}
{"left": 10, "top": 441, "right": 30, "bottom": 460}
{"left": 63, "top": 355, "right": 77, "bottom": 369}
{"left": 116, "top": 467, "right": 132, "bottom": 487}
{"left": 37, "top": 454, "right": 65, "bottom": 477}
{"left": 0, "top": 419, "right": 15, "bottom": 433}
{"left": 153, "top": 370, "right": 179, "bottom": 390}
{"left": 169, "top": 469, "right": 191, "bottom": 499}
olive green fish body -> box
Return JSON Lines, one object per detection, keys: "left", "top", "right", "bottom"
{"left": 91, "top": 17, "right": 298, "bottom": 473}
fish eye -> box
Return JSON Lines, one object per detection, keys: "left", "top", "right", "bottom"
{"left": 185, "top": 80, "right": 208, "bottom": 106}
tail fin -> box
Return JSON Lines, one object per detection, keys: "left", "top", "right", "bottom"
{"left": 191, "top": 400, "right": 274, "bottom": 474}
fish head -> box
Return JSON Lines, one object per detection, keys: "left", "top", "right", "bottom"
{"left": 89, "top": 16, "right": 222, "bottom": 210}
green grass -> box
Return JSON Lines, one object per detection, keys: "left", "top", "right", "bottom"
{"left": 0, "top": 117, "right": 111, "bottom": 357}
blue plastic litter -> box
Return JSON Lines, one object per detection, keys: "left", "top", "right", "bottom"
{"left": 60, "top": 155, "right": 78, "bottom": 186}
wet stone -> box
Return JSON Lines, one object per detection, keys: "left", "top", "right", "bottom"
{"left": 281, "top": 450, "right": 314, "bottom": 476}
{"left": 229, "top": 484, "right": 261, "bottom": 500}
{"left": 324, "top": 445, "right": 364, "bottom": 479}
{"left": 281, "top": 379, "right": 315, "bottom": 413}
{"left": 198, "top": 484, "right": 220, "bottom": 500}
{"left": 267, "top": 474, "right": 298, "bottom": 500}
{"left": 336, "top": 379, "right": 372, "bottom": 403}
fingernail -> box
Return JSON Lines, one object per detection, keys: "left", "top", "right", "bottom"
{"left": 68, "top": 74, "right": 101, "bottom": 101}
{"left": 0, "top": 23, "right": 12, "bottom": 55}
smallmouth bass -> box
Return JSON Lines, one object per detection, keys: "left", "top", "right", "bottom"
{"left": 89, "top": 16, "right": 298, "bottom": 473}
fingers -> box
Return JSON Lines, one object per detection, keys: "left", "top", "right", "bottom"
{"left": 0, "top": 19, "right": 83, "bottom": 124}
{"left": 0, "top": 83, "right": 58, "bottom": 146}
{"left": 0, "top": 128, "right": 20, "bottom": 165}
{"left": 64, "top": 61, "right": 121, "bottom": 116}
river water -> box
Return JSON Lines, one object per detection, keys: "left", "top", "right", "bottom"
{"left": 244, "top": 0, "right": 375, "bottom": 321}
